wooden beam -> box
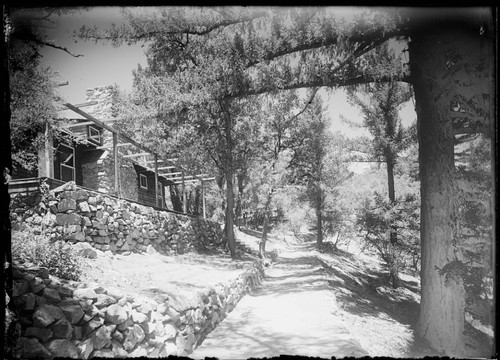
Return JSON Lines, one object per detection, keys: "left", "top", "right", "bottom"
{"left": 144, "top": 159, "right": 165, "bottom": 164}
{"left": 113, "top": 133, "right": 120, "bottom": 196}
{"left": 160, "top": 172, "right": 182, "bottom": 177}
{"left": 157, "top": 166, "right": 176, "bottom": 170}
{"left": 168, "top": 174, "right": 207, "bottom": 181}
{"left": 96, "top": 142, "right": 132, "bottom": 150}
{"left": 154, "top": 154, "right": 159, "bottom": 208}
{"left": 58, "top": 81, "right": 69, "bottom": 87}
{"left": 165, "top": 158, "right": 178, "bottom": 162}
{"left": 172, "top": 179, "right": 199, "bottom": 184}
{"left": 63, "top": 103, "right": 206, "bottom": 183}
{"left": 202, "top": 180, "right": 206, "bottom": 218}
{"left": 74, "top": 101, "right": 98, "bottom": 108}
{"left": 59, "top": 121, "right": 94, "bottom": 128}
{"left": 122, "top": 152, "right": 150, "bottom": 158}
{"left": 182, "top": 172, "right": 187, "bottom": 213}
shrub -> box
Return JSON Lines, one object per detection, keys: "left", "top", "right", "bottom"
{"left": 356, "top": 192, "right": 420, "bottom": 288}
{"left": 11, "top": 228, "right": 85, "bottom": 281}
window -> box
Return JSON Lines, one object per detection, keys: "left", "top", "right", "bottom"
{"left": 139, "top": 174, "right": 148, "bottom": 189}
{"left": 87, "top": 125, "right": 102, "bottom": 145}
{"left": 59, "top": 144, "right": 75, "bottom": 182}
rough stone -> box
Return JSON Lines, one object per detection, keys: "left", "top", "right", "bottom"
{"left": 33, "top": 304, "right": 65, "bottom": 327}
{"left": 60, "top": 304, "right": 85, "bottom": 324}
{"left": 77, "top": 338, "right": 94, "bottom": 359}
{"left": 92, "top": 349, "right": 114, "bottom": 358}
{"left": 50, "top": 318, "right": 73, "bottom": 339}
{"left": 105, "top": 304, "right": 128, "bottom": 325}
{"left": 16, "top": 337, "right": 52, "bottom": 358}
{"left": 90, "top": 324, "right": 112, "bottom": 350}
{"left": 47, "top": 339, "right": 79, "bottom": 358}
{"left": 13, "top": 280, "right": 30, "bottom": 297}
{"left": 78, "top": 201, "right": 91, "bottom": 213}
{"left": 105, "top": 286, "right": 124, "bottom": 300}
{"left": 23, "top": 293, "right": 36, "bottom": 311}
{"left": 130, "top": 309, "right": 148, "bottom": 323}
{"left": 130, "top": 347, "right": 148, "bottom": 357}
{"left": 164, "top": 323, "right": 177, "bottom": 340}
{"left": 24, "top": 327, "right": 53, "bottom": 342}
{"left": 42, "top": 287, "right": 61, "bottom": 302}
{"left": 73, "top": 288, "right": 98, "bottom": 300}
{"left": 123, "top": 324, "right": 145, "bottom": 351}
{"left": 57, "top": 198, "right": 77, "bottom": 212}
{"left": 94, "top": 294, "right": 117, "bottom": 309}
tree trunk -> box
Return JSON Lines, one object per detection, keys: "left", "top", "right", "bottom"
{"left": 223, "top": 108, "right": 237, "bottom": 259}
{"left": 386, "top": 157, "right": 398, "bottom": 245}
{"left": 259, "top": 188, "right": 274, "bottom": 258}
{"left": 409, "top": 16, "right": 492, "bottom": 356}
{"left": 225, "top": 171, "right": 236, "bottom": 258}
{"left": 316, "top": 195, "right": 323, "bottom": 248}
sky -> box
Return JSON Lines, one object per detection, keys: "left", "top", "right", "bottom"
{"left": 32, "top": 6, "right": 416, "bottom": 142}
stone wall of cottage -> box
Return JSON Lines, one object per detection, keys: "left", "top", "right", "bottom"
{"left": 10, "top": 182, "right": 224, "bottom": 255}
{"left": 81, "top": 86, "right": 118, "bottom": 196}
{"left": 9, "top": 259, "right": 264, "bottom": 358}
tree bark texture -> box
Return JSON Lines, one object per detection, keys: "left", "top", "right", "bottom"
{"left": 259, "top": 188, "right": 274, "bottom": 258}
{"left": 410, "top": 19, "right": 493, "bottom": 356}
{"left": 223, "top": 109, "right": 237, "bottom": 258}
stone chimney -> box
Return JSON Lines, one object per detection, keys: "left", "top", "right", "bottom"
{"left": 81, "top": 86, "right": 118, "bottom": 194}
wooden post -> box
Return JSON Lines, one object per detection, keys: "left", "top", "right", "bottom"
{"left": 38, "top": 124, "right": 54, "bottom": 178}
{"left": 113, "top": 132, "right": 119, "bottom": 196}
{"left": 201, "top": 179, "right": 206, "bottom": 218}
{"left": 154, "top": 154, "right": 159, "bottom": 208}
{"left": 182, "top": 171, "right": 187, "bottom": 213}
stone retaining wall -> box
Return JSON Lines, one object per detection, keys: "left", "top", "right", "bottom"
{"left": 10, "top": 181, "right": 224, "bottom": 255}
{"left": 10, "top": 261, "right": 264, "bottom": 358}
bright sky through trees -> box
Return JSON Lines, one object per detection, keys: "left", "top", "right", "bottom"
{"left": 36, "top": 6, "right": 416, "bottom": 143}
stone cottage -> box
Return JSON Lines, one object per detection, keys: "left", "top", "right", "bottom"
{"left": 10, "top": 85, "right": 211, "bottom": 215}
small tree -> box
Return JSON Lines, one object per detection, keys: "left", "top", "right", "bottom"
{"left": 357, "top": 192, "right": 420, "bottom": 288}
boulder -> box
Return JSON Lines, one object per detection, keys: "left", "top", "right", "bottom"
{"left": 105, "top": 304, "right": 128, "bottom": 325}
{"left": 130, "top": 347, "right": 148, "bottom": 357}
{"left": 60, "top": 304, "right": 85, "bottom": 324}
{"left": 50, "top": 318, "right": 73, "bottom": 339}
{"left": 78, "top": 201, "right": 91, "bottom": 213}
{"left": 24, "top": 327, "right": 53, "bottom": 342}
{"left": 105, "top": 286, "right": 124, "bottom": 300}
{"left": 47, "top": 339, "right": 79, "bottom": 358}
{"left": 42, "top": 287, "right": 61, "bottom": 302}
{"left": 90, "top": 324, "right": 112, "bottom": 350}
{"left": 111, "top": 340, "right": 128, "bottom": 357}
{"left": 92, "top": 349, "right": 114, "bottom": 358}
{"left": 15, "top": 337, "right": 51, "bottom": 358}
{"left": 165, "top": 320, "right": 181, "bottom": 338}
{"left": 13, "top": 280, "right": 30, "bottom": 297}
{"left": 130, "top": 309, "right": 148, "bottom": 323}
{"left": 33, "top": 304, "right": 65, "bottom": 327}
{"left": 123, "top": 324, "right": 145, "bottom": 351}
{"left": 94, "top": 294, "right": 117, "bottom": 309}
{"left": 23, "top": 293, "right": 36, "bottom": 311}
{"left": 73, "top": 288, "right": 98, "bottom": 301}
{"left": 77, "top": 338, "right": 94, "bottom": 359}
{"left": 57, "top": 198, "right": 77, "bottom": 213}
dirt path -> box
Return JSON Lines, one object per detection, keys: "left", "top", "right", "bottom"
{"left": 191, "top": 242, "right": 368, "bottom": 359}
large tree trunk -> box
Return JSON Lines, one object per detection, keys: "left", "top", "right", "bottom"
{"left": 223, "top": 108, "right": 237, "bottom": 259}
{"left": 409, "top": 13, "right": 493, "bottom": 356}
{"left": 315, "top": 190, "right": 323, "bottom": 248}
{"left": 225, "top": 171, "right": 236, "bottom": 258}
{"left": 259, "top": 188, "right": 273, "bottom": 258}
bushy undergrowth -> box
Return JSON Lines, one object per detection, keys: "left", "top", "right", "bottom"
{"left": 11, "top": 228, "right": 85, "bottom": 281}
